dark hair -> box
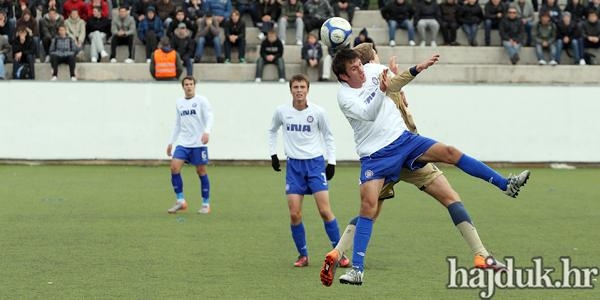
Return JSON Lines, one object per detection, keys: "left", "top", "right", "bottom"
{"left": 119, "top": 6, "right": 129, "bottom": 11}
{"left": 288, "top": 74, "right": 310, "bottom": 90}
{"left": 332, "top": 48, "right": 360, "bottom": 83}
{"left": 181, "top": 75, "right": 196, "bottom": 86}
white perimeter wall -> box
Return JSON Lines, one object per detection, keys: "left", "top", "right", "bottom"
{"left": 0, "top": 81, "right": 598, "bottom": 162}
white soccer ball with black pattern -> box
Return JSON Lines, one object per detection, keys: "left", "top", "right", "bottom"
{"left": 320, "top": 17, "right": 352, "bottom": 50}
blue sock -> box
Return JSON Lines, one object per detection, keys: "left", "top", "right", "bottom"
{"left": 456, "top": 154, "right": 508, "bottom": 191}
{"left": 447, "top": 202, "right": 472, "bottom": 225}
{"left": 324, "top": 218, "right": 341, "bottom": 248}
{"left": 352, "top": 216, "right": 374, "bottom": 272}
{"left": 291, "top": 223, "right": 308, "bottom": 257}
{"left": 349, "top": 216, "right": 358, "bottom": 225}
{"left": 171, "top": 173, "right": 183, "bottom": 197}
{"left": 200, "top": 174, "right": 210, "bottom": 203}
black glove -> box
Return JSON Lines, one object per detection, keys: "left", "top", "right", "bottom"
{"left": 271, "top": 154, "right": 281, "bottom": 172}
{"left": 325, "top": 164, "right": 335, "bottom": 180}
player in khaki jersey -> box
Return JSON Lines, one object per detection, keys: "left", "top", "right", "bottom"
{"left": 320, "top": 43, "right": 511, "bottom": 286}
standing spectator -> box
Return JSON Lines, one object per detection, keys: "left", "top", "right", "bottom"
{"left": 255, "top": 29, "right": 284, "bottom": 82}
{"left": 223, "top": 9, "right": 246, "bottom": 63}
{"left": 167, "top": 9, "right": 195, "bottom": 38}
{"left": 514, "top": 0, "right": 534, "bottom": 46}
{"left": 40, "top": 8, "right": 64, "bottom": 63}
{"left": 12, "top": 26, "right": 35, "bottom": 79}
{"left": 16, "top": 9, "right": 40, "bottom": 60}
{"left": 236, "top": 0, "right": 259, "bottom": 26}
{"left": 414, "top": 0, "right": 441, "bottom": 47}
{"left": 499, "top": 6, "right": 525, "bottom": 64}
{"left": 534, "top": 11, "right": 557, "bottom": 65}
{"left": 150, "top": 36, "right": 183, "bottom": 80}
{"left": 565, "top": 0, "right": 586, "bottom": 24}
{"left": 381, "top": 0, "right": 415, "bottom": 47}
{"left": 352, "top": 27, "right": 374, "bottom": 48}
{"left": 484, "top": 0, "right": 506, "bottom": 46}
{"left": 301, "top": 32, "right": 330, "bottom": 81}
{"left": 43, "top": 0, "right": 63, "bottom": 16}
{"left": 86, "top": 0, "right": 110, "bottom": 21}
{"left": 49, "top": 24, "right": 77, "bottom": 80}
{"left": 278, "top": 0, "right": 304, "bottom": 46}
{"left": 184, "top": 0, "right": 206, "bottom": 22}
{"left": 458, "top": 0, "right": 483, "bottom": 46}
{"left": 63, "top": 0, "right": 87, "bottom": 21}
{"left": 580, "top": 10, "right": 600, "bottom": 58}
{"left": 156, "top": 0, "right": 175, "bottom": 28}
{"left": 555, "top": 12, "right": 584, "bottom": 65}
{"left": 138, "top": 6, "right": 164, "bottom": 63}
{"left": 203, "top": 0, "right": 232, "bottom": 25}
{"left": 0, "top": 11, "right": 12, "bottom": 41}
{"left": 303, "top": 0, "right": 333, "bottom": 35}
{"left": 171, "top": 22, "right": 194, "bottom": 75}
{"left": 332, "top": 0, "right": 355, "bottom": 25}
{"left": 194, "top": 12, "right": 223, "bottom": 63}
{"left": 65, "top": 9, "right": 85, "bottom": 61}
{"left": 86, "top": 6, "right": 111, "bottom": 62}
{"left": 0, "top": 34, "right": 9, "bottom": 79}
{"left": 132, "top": 0, "right": 156, "bottom": 23}
{"left": 110, "top": 6, "right": 136, "bottom": 63}
{"left": 587, "top": 0, "right": 600, "bottom": 17}
{"left": 257, "top": 0, "right": 279, "bottom": 41}
{"left": 439, "top": 0, "right": 459, "bottom": 45}
{"left": 539, "top": 0, "right": 561, "bottom": 24}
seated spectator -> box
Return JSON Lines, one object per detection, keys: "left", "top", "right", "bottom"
{"left": 381, "top": 0, "right": 415, "bottom": 47}
{"left": 353, "top": 27, "right": 375, "bottom": 48}
{"left": 555, "top": 12, "right": 584, "bottom": 65}
{"left": 156, "top": 0, "right": 176, "bottom": 29}
{"left": 332, "top": 0, "right": 355, "bottom": 25}
{"left": 414, "top": 0, "right": 441, "bottom": 47}
{"left": 150, "top": 36, "right": 183, "bottom": 80}
{"left": 278, "top": 0, "right": 304, "bottom": 46}
{"left": 203, "top": 0, "right": 232, "bottom": 25}
{"left": 0, "top": 11, "right": 12, "bottom": 41}
{"left": 484, "top": 0, "right": 506, "bottom": 46}
{"left": 11, "top": 25, "right": 35, "bottom": 79}
{"left": 133, "top": 0, "right": 157, "bottom": 24}
{"left": 257, "top": 0, "right": 279, "bottom": 41}
{"left": 167, "top": 9, "right": 196, "bottom": 38}
{"left": 534, "top": 11, "right": 557, "bottom": 65}
{"left": 86, "top": 0, "right": 110, "bottom": 21}
{"left": 49, "top": 25, "right": 77, "bottom": 80}
{"left": 184, "top": 0, "right": 206, "bottom": 23}
{"left": 86, "top": 6, "right": 111, "bottom": 63}
{"left": 514, "top": 0, "right": 534, "bottom": 46}
{"left": 500, "top": 6, "right": 525, "bottom": 64}
{"left": 539, "top": 0, "right": 561, "bottom": 24}
{"left": 138, "top": 6, "right": 164, "bottom": 63}
{"left": 110, "top": 6, "right": 136, "bottom": 63}
{"left": 458, "top": 0, "right": 483, "bottom": 46}
{"left": 223, "top": 9, "right": 246, "bottom": 63}
{"left": 303, "top": 0, "right": 333, "bottom": 34}
{"left": 194, "top": 12, "right": 223, "bottom": 63}
{"left": 255, "top": 29, "right": 285, "bottom": 82}
{"left": 63, "top": 0, "right": 87, "bottom": 21}
{"left": 301, "top": 32, "right": 330, "bottom": 81}
{"left": 171, "top": 22, "right": 195, "bottom": 75}
{"left": 587, "top": 0, "right": 600, "bottom": 18}
{"left": 236, "top": 0, "right": 259, "bottom": 26}
{"left": 16, "top": 9, "right": 40, "bottom": 61}
{"left": 565, "top": 0, "right": 586, "bottom": 24}
{"left": 439, "top": 0, "right": 459, "bottom": 45}
{"left": 580, "top": 10, "right": 600, "bottom": 56}
{"left": 40, "top": 8, "right": 64, "bottom": 63}
{"left": 65, "top": 9, "right": 86, "bottom": 60}
{"left": 0, "top": 35, "right": 9, "bottom": 79}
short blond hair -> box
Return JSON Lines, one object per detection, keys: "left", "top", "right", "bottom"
{"left": 352, "top": 43, "right": 375, "bottom": 65}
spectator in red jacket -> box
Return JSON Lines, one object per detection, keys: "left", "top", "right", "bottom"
{"left": 63, "top": 0, "right": 88, "bottom": 21}
{"left": 86, "top": 0, "right": 110, "bottom": 21}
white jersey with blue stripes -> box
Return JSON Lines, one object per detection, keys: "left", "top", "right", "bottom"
{"left": 170, "top": 95, "right": 213, "bottom": 147}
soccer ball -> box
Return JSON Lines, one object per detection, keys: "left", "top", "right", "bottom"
{"left": 320, "top": 17, "right": 352, "bottom": 50}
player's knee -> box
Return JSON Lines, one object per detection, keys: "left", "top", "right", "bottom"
{"left": 196, "top": 166, "right": 207, "bottom": 175}
{"left": 318, "top": 209, "right": 334, "bottom": 221}
{"left": 170, "top": 165, "right": 181, "bottom": 173}
{"left": 444, "top": 145, "right": 462, "bottom": 163}
{"left": 290, "top": 211, "right": 303, "bottom": 223}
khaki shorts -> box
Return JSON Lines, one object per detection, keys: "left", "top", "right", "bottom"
{"left": 378, "top": 163, "right": 443, "bottom": 200}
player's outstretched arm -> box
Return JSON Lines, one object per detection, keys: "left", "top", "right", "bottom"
{"left": 416, "top": 54, "right": 440, "bottom": 73}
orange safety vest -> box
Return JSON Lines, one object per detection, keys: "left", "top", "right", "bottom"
{"left": 154, "top": 49, "right": 177, "bottom": 78}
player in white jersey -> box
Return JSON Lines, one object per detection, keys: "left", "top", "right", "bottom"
{"left": 330, "top": 48, "right": 530, "bottom": 285}
{"left": 268, "top": 73, "right": 349, "bottom": 268}
{"left": 167, "top": 76, "right": 214, "bottom": 214}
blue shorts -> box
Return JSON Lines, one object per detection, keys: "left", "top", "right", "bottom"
{"left": 359, "top": 131, "right": 437, "bottom": 184}
{"left": 173, "top": 146, "right": 209, "bottom": 166}
{"left": 286, "top": 156, "right": 328, "bottom": 195}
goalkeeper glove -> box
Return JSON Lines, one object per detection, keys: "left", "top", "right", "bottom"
{"left": 271, "top": 155, "right": 281, "bottom": 172}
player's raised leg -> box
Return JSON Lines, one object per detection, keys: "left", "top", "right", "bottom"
{"left": 288, "top": 194, "right": 309, "bottom": 267}
{"left": 167, "top": 153, "right": 188, "bottom": 214}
